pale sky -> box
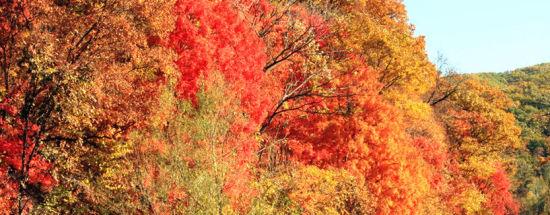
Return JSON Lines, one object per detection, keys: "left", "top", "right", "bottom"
{"left": 403, "top": 0, "right": 550, "bottom": 73}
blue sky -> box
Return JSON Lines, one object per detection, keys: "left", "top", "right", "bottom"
{"left": 403, "top": 1, "right": 550, "bottom": 73}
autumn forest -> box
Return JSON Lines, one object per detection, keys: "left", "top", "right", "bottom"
{"left": 0, "top": 0, "right": 549, "bottom": 214}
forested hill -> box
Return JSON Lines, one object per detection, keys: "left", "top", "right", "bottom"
{"left": 466, "top": 64, "right": 550, "bottom": 214}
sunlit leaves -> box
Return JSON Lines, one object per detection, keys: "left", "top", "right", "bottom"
{"left": 434, "top": 78, "right": 522, "bottom": 214}
{"left": 0, "top": 0, "right": 534, "bottom": 214}
{"left": 251, "top": 165, "right": 374, "bottom": 214}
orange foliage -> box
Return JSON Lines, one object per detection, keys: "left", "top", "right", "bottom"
{"left": 0, "top": 0, "right": 528, "bottom": 214}
{"left": 272, "top": 67, "right": 433, "bottom": 214}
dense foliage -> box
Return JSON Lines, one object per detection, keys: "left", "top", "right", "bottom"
{"left": 0, "top": 0, "right": 544, "bottom": 214}
{"left": 468, "top": 64, "right": 550, "bottom": 214}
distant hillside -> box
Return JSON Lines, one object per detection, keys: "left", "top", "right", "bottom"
{"left": 467, "top": 63, "right": 550, "bottom": 214}
{"left": 468, "top": 63, "right": 550, "bottom": 150}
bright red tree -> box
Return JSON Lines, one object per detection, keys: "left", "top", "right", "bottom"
{"left": 481, "top": 165, "right": 520, "bottom": 215}
{"left": 0, "top": 91, "right": 56, "bottom": 214}
{"left": 164, "top": 0, "right": 273, "bottom": 211}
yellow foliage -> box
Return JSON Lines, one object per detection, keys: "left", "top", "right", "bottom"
{"left": 251, "top": 165, "right": 374, "bottom": 215}
{"left": 458, "top": 187, "right": 487, "bottom": 215}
